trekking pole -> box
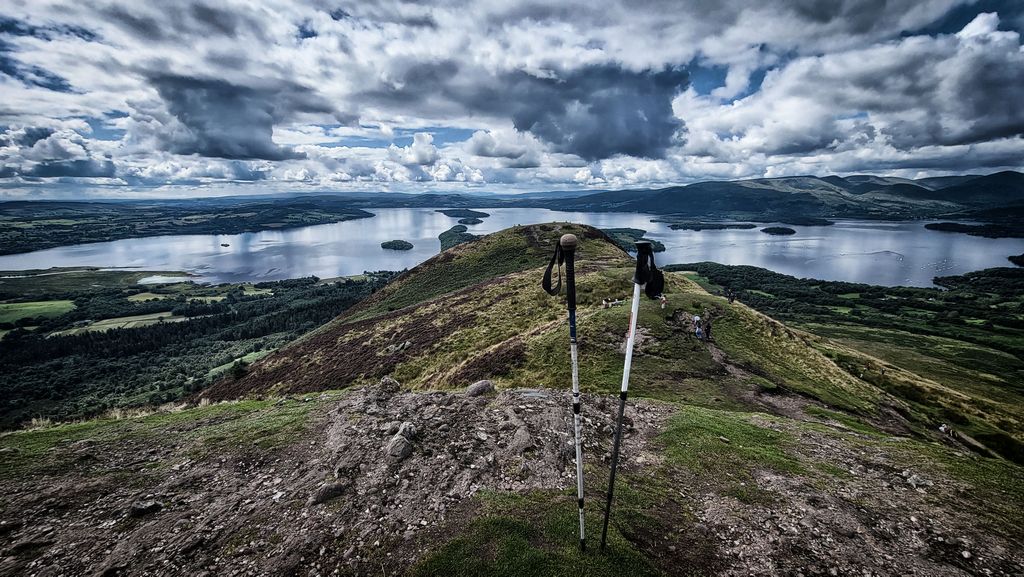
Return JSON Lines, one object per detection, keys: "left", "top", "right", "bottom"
{"left": 542, "top": 233, "right": 586, "bottom": 552}
{"left": 600, "top": 241, "right": 663, "bottom": 551}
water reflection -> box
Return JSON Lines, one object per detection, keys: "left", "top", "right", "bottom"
{"left": 0, "top": 208, "right": 1020, "bottom": 287}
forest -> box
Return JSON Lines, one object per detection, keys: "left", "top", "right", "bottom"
{"left": 0, "top": 272, "right": 397, "bottom": 429}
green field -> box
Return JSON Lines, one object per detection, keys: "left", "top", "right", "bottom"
{"left": 0, "top": 300, "right": 75, "bottom": 323}
{"left": 126, "top": 292, "right": 170, "bottom": 302}
{"left": 206, "top": 349, "right": 275, "bottom": 379}
{"left": 0, "top": 268, "right": 191, "bottom": 297}
{"left": 51, "top": 311, "right": 186, "bottom": 336}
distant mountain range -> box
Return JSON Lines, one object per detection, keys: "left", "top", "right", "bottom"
{"left": 329, "top": 170, "right": 1024, "bottom": 221}
{"left": 513, "top": 171, "right": 1024, "bottom": 220}
{"left": 4, "top": 171, "right": 1022, "bottom": 223}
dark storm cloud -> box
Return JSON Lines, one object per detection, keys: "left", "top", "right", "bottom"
{"left": 883, "top": 49, "right": 1024, "bottom": 148}
{"left": 26, "top": 159, "right": 116, "bottom": 178}
{"left": 100, "top": 2, "right": 268, "bottom": 43}
{"left": 791, "top": 0, "right": 888, "bottom": 32}
{"left": 363, "top": 64, "right": 688, "bottom": 160}
{"left": 360, "top": 59, "right": 461, "bottom": 106}
{"left": 101, "top": 7, "right": 165, "bottom": 40}
{"left": 535, "top": 70, "right": 681, "bottom": 159}
{"left": 145, "top": 74, "right": 340, "bottom": 161}
{"left": 486, "top": 66, "right": 688, "bottom": 160}
{"left": 15, "top": 127, "right": 55, "bottom": 147}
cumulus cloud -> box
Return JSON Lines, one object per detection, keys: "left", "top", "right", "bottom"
{"left": 0, "top": 1, "right": 1021, "bottom": 195}
{"left": 135, "top": 74, "right": 340, "bottom": 161}
{"left": 388, "top": 133, "right": 440, "bottom": 166}
{"left": 0, "top": 123, "right": 117, "bottom": 180}
{"left": 673, "top": 12, "right": 1024, "bottom": 174}
{"left": 467, "top": 130, "right": 545, "bottom": 168}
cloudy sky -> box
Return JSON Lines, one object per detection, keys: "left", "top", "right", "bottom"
{"left": 1, "top": 0, "right": 1023, "bottom": 198}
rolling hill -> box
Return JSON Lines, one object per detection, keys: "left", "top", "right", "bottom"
{"left": 2, "top": 224, "right": 1021, "bottom": 576}
{"left": 526, "top": 171, "right": 1024, "bottom": 220}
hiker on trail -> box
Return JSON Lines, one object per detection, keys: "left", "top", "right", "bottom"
{"left": 659, "top": 294, "right": 667, "bottom": 309}
{"left": 703, "top": 318, "right": 713, "bottom": 342}
{"left": 727, "top": 288, "right": 735, "bottom": 304}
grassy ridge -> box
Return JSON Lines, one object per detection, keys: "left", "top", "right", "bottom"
{"left": 669, "top": 262, "right": 1024, "bottom": 462}
{"left": 0, "top": 398, "right": 314, "bottom": 480}
{"left": 216, "top": 224, "right": 1022, "bottom": 467}
{"left": 221, "top": 224, "right": 916, "bottom": 433}
{"left": 348, "top": 224, "right": 624, "bottom": 321}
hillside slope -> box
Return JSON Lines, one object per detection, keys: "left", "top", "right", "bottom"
{"left": 203, "top": 223, "right": 897, "bottom": 423}
{"left": 3, "top": 224, "right": 1022, "bottom": 576}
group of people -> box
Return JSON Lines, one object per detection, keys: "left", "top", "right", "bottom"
{"left": 603, "top": 291, "right": 717, "bottom": 342}
{"left": 938, "top": 423, "right": 959, "bottom": 439}
{"left": 602, "top": 297, "right": 667, "bottom": 311}
{"left": 692, "top": 313, "right": 713, "bottom": 341}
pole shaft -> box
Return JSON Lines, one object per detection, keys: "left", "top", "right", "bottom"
{"left": 600, "top": 281, "right": 643, "bottom": 550}
{"left": 564, "top": 248, "right": 586, "bottom": 552}
{"left": 619, "top": 282, "right": 642, "bottom": 395}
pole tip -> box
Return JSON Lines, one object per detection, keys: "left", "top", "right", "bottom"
{"left": 560, "top": 233, "right": 578, "bottom": 250}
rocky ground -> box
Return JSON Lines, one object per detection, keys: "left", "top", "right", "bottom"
{"left": 1, "top": 375, "right": 1021, "bottom": 576}
{"left": 0, "top": 378, "right": 672, "bottom": 576}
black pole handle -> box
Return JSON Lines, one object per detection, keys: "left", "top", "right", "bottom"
{"left": 561, "top": 234, "right": 577, "bottom": 313}
{"left": 634, "top": 241, "right": 664, "bottom": 299}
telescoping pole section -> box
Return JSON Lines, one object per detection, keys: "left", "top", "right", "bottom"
{"left": 541, "top": 232, "right": 587, "bottom": 552}
{"left": 563, "top": 234, "right": 587, "bottom": 552}
{"left": 601, "top": 240, "right": 658, "bottom": 551}
{"left": 600, "top": 275, "right": 641, "bottom": 550}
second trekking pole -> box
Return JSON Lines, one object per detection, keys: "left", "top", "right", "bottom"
{"left": 600, "top": 240, "right": 663, "bottom": 551}
{"left": 542, "top": 233, "right": 587, "bottom": 551}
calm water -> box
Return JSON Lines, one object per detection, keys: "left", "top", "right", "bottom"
{"left": 0, "top": 208, "right": 1021, "bottom": 287}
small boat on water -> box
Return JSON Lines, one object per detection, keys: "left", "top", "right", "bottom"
{"left": 221, "top": 243, "right": 230, "bottom": 247}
